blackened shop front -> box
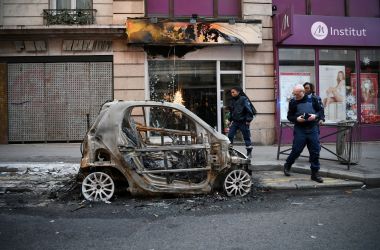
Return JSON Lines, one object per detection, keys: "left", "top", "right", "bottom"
{"left": 275, "top": 11, "right": 380, "bottom": 143}
{"left": 126, "top": 18, "right": 262, "bottom": 136}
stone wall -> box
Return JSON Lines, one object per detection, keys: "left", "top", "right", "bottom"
{"left": 243, "top": 0, "right": 275, "bottom": 145}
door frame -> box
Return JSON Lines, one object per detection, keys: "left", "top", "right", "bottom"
{"left": 145, "top": 45, "right": 245, "bottom": 133}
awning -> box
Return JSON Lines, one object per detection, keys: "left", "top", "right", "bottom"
{"left": 126, "top": 18, "right": 262, "bottom": 45}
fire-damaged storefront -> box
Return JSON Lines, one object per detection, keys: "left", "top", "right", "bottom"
{"left": 126, "top": 18, "right": 262, "bottom": 135}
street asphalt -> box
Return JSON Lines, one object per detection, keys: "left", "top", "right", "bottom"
{"left": 0, "top": 141, "right": 380, "bottom": 192}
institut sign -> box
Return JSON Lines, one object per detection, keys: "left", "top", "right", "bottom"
{"left": 278, "top": 15, "right": 380, "bottom": 46}
{"left": 311, "top": 21, "right": 367, "bottom": 40}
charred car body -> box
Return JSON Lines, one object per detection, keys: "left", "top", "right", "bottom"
{"left": 79, "top": 100, "right": 252, "bottom": 201}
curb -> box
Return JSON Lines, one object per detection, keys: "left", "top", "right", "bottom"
{"left": 249, "top": 162, "right": 380, "bottom": 187}
{"left": 251, "top": 171, "right": 364, "bottom": 190}
{"left": 292, "top": 165, "right": 380, "bottom": 187}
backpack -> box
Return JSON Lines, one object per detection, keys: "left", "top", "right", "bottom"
{"left": 249, "top": 101, "right": 257, "bottom": 116}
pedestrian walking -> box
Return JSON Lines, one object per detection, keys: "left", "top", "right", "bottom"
{"left": 227, "top": 86, "right": 256, "bottom": 158}
{"left": 283, "top": 84, "right": 325, "bottom": 183}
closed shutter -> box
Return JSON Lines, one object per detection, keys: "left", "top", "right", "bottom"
{"left": 8, "top": 62, "right": 112, "bottom": 142}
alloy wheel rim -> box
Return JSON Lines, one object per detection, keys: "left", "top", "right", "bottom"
{"left": 82, "top": 172, "right": 115, "bottom": 201}
{"left": 224, "top": 170, "right": 252, "bottom": 197}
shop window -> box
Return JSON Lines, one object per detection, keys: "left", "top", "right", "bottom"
{"left": 148, "top": 60, "right": 218, "bottom": 129}
{"left": 146, "top": 0, "right": 240, "bottom": 18}
{"left": 310, "top": 0, "right": 345, "bottom": 16}
{"left": 221, "top": 61, "right": 242, "bottom": 71}
{"left": 319, "top": 49, "right": 356, "bottom": 122}
{"left": 359, "top": 49, "right": 380, "bottom": 124}
{"left": 278, "top": 48, "right": 315, "bottom": 121}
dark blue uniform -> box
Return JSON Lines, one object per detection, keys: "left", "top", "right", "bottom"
{"left": 286, "top": 94, "right": 325, "bottom": 170}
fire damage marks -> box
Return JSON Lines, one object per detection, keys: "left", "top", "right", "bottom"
{"left": 78, "top": 101, "right": 252, "bottom": 202}
{"left": 0, "top": 163, "right": 79, "bottom": 207}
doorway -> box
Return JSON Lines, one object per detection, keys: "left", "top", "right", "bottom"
{"left": 148, "top": 60, "right": 242, "bottom": 133}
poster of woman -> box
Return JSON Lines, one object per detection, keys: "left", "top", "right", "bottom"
{"left": 351, "top": 73, "right": 379, "bottom": 123}
{"left": 319, "top": 65, "right": 346, "bottom": 122}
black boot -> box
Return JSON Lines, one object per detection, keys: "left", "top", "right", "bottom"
{"left": 283, "top": 163, "right": 291, "bottom": 176}
{"left": 311, "top": 169, "right": 323, "bottom": 183}
{"left": 246, "top": 146, "right": 253, "bottom": 159}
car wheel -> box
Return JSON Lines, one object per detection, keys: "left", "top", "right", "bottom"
{"left": 82, "top": 171, "right": 115, "bottom": 202}
{"left": 223, "top": 169, "right": 252, "bottom": 197}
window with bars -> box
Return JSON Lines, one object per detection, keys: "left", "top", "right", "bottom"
{"left": 53, "top": 0, "right": 93, "bottom": 9}
{"left": 44, "top": 0, "right": 95, "bottom": 25}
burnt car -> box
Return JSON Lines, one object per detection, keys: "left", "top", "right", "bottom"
{"left": 79, "top": 100, "right": 252, "bottom": 201}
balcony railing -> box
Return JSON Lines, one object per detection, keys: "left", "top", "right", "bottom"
{"left": 43, "top": 9, "right": 97, "bottom": 25}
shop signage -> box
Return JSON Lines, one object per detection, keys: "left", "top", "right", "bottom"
{"left": 277, "top": 6, "right": 293, "bottom": 43}
{"left": 279, "top": 15, "right": 380, "bottom": 46}
{"left": 126, "top": 19, "right": 262, "bottom": 45}
{"left": 62, "top": 40, "right": 112, "bottom": 51}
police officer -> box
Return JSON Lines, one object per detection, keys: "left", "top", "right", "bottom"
{"left": 284, "top": 84, "right": 324, "bottom": 183}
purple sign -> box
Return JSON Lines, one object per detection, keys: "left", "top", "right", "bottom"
{"left": 277, "top": 6, "right": 293, "bottom": 43}
{"left": 279, "top": 15, "right": 380, "bottom": 46}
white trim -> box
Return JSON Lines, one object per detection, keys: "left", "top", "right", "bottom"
{"left": 216, "top": 61, "right": 222, "bottom": 132}
{"left": 220, "top": 70, "right": 242, "bottom": 74}
{"left": 242, "top": 48, "right": 246, "bottom": 91}
{"left": 144, "top": 52, "right": 149, "bottom": 101}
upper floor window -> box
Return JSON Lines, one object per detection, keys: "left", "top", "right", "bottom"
{"left": 52, "top": 0, "right": 92, "bottom": 9}
{"left": 44, "top": 0, "right": 95, "bottom": 25}
{"left": 146, "top": 0, "right": 241, "bottom": 18}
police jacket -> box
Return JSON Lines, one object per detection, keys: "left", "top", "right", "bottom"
{"left": 229, "top": 95, "right": 254, "bottom": 123}
{"left": 287, "top": 94, "right": 325, "bottom": 128}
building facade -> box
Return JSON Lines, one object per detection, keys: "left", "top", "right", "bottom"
{"left": 0, "top": 0, "right": 275, "bottom": 145}
{"left": 273, "top": 0, "right": 380, "bottom": 143}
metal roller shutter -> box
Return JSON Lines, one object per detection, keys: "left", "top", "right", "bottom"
{"left": 8, "top": 62, "right": 112, "bottom": 142}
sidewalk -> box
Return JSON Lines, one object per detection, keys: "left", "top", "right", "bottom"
{"left": 236, "top": 141, "right": 380, "bottom": 189}
{"left": 0, "top": 142, "right": 379, "bottom": 193}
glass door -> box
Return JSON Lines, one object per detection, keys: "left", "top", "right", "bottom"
{"left": 148, "top": 60, "right": 242, "bottom": 133}
{"left": 217, "top": 61, "right": 242, "bottom": 134}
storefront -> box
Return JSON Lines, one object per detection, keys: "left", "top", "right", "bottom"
{"left": 0, "top": 31, "right": 119, "bottom": 143}
{"left": 274, "top": 8, "right": 380, "bottom": 142}
{"left": 126, "top": 18, "right": 262, "bottom": 136}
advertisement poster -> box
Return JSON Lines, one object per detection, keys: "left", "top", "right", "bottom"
{"left": 319, "top": 65, "right": 346, "bottom": 122}
{"left": 351, "top": 73, "right": 379, "bottom": 123}
{"left": 279, "top": 72, "right": 311, "bottom": 121}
